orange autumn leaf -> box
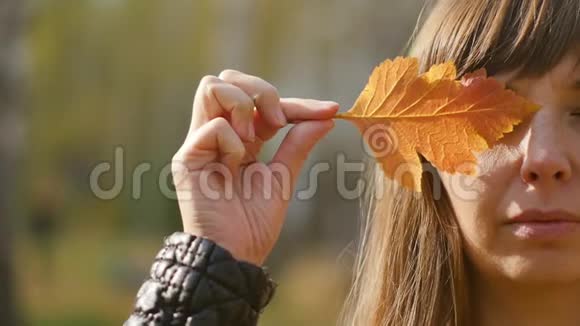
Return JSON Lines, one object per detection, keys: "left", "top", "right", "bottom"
{"left": 336, "top": 56, "right": 540, "bottom": 192}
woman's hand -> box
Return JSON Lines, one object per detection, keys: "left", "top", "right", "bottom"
{"left": 172, "top": 69, "right": 338, "bottom": 266}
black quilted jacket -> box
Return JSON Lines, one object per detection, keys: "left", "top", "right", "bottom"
{"left": 124, "top": 232, "right": 277, "bottom": 326}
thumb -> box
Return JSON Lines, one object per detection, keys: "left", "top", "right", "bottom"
{"left": 269, "top": 119, "right": 334, "bottom": 188}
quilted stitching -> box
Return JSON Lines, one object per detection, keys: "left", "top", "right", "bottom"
{"left": 124, "top": 233, "right": 277, "bottom": 326}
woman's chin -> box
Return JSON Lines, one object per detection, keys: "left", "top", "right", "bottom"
{"left": 498, "top": 251, "right": 580, "bottom": 283}
{"left": 465, "top": 235, "right": 580, "bottom": 283}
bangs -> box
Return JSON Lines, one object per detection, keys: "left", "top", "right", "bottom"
{"left": 408, "top": 0, "right": 580, "bottom": 78}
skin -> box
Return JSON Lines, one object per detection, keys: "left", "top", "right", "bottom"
{"left": 438, "top": 46, "right": 580, "bottom": 326}
{"left": 173, "top": 70, "right": 338, "bottom": 266}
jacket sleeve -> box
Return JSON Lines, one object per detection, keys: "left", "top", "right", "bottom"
{"left": 124, "top": 232, "right": 277, "bottom": 326}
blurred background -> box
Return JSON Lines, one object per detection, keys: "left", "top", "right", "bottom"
{"left": 0, "top": 0, "right": 425, "bottom": 325}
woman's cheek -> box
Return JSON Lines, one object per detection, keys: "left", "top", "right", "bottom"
{"left": 440, "top": 144, "right": 522, "bottom": 267}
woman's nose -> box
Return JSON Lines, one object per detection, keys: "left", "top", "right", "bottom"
{"left": 520, "top": 112, "right": 572, "bottom": 186}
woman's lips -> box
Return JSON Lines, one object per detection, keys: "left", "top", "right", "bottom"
{"left": 506, "top": 209, "right": 580, "bottom": 240}
{"left": 510, "top": 221, "right": 579, "bottom": 239}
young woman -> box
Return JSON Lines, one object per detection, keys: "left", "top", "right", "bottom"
{"left": 125, "top": 0, "right": 580, "bottom": 325}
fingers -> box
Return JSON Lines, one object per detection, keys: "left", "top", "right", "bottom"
{"left": 269, "top": 119, "right": 335, "bottom": 187}
{"left": 280, "top": 98, "right": 340, "bottom": 122}
{"left": 190, "top": 70, "right": 339, "bottom": 144}
{"left": 190, "top": 76, "right": 256, "bottom": 142}
{"left": 186, "top": 70, "right": 340, "bottom": 176}
{"left": 253, "top": 98, "right": 339, "bottom": 141}
{"left": 219, "top": 69, "right": 287, "bottom": 128}
{"left": 175, "top": 117, "right": 246, "bottom": 174}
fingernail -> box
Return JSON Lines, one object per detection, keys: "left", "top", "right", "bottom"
{"left": 248, "top": 123, "right": 255, "bottom": 141}
{"left": 322, "top": 101, "right": 339, "bottom": 108}
{"left": 275, "top": 108, "right": 287, "bottom": 126}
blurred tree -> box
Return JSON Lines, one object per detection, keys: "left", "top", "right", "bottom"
{"left": 0, "top": 0, "right": 24, "bottom": 324}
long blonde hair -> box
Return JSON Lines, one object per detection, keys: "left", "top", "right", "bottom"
{"left": 339, "top": 0, "right": 580, "bottom": 325}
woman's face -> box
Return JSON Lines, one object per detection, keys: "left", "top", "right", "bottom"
{"left": 438, "top": 46, "right": 580, "bottom": 283}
